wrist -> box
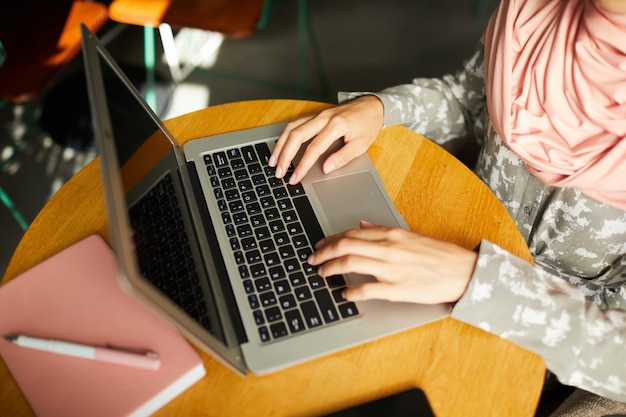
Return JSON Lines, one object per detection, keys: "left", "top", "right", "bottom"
{"left": 449, "top": 250, "right": 478, "bottom": 303}
{"left": 356, "top": 95, "right": 385, "bottom": 128}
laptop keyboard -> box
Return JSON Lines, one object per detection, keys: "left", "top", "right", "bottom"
{"left": 204, "top": 142, "right": 359, "bottom": 343}
{"left": 129, "top": 173, "right": 213, "bottom": 332}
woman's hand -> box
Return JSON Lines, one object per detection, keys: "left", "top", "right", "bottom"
{"left": 308, "top": 221, "right": 478, "bottom": 305}
{"left": 269, "top": 95, "right": 384, "bottom": 184}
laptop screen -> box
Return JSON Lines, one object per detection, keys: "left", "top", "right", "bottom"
{"left": 83, "top": 27, "right": 239, "bottom": 354}
{"left": 96, "top": 51, "right": 172, "bottom": 193}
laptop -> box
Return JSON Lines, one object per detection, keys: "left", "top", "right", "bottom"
{"left": 80, "top": 25, "right": 449, "bottom": 376}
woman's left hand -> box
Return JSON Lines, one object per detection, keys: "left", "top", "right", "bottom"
{"left": 308, "top": 221, "right": 478, "bottom": 304}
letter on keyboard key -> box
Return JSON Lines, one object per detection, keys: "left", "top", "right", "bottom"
{"left": 242, "top": 145, "right": 257, "bottom": 163}
{"left": 285, "top": 309, "right": 306, "bottom": 333}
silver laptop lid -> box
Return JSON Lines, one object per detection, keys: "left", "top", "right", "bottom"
{"left": 80, "top": 25, "right": 247, "bottom": 374}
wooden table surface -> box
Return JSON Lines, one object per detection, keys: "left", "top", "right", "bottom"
{"left": 1, "top": 99, "right": 545, "bottom": 416}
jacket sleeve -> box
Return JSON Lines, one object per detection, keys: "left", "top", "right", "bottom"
{"left": 338, "top": 42, "right": 487, "bottom": 145}
{"left": 452, "top": 240, "right": 626, "bottom": 401}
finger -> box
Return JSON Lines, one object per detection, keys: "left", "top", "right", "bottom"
{"left": 343, "top": 281, "right": 405, "bottom": 303}
{"left": 270, "top": 116, "right": 312, "bottom": 166}
{"left": 313, "top": 225, "right": 406, "bottom": 252}
{"left": 310, "top": 235, "right": 384, "bottom": 267}
{"left": 314, "top": 251, "right": 404, "bottom": 283}
{"left": 344, "top": 281, "right": 441, "bottom": 304}
{"left": 317, "top": 138, "right": 368, "bottom": 175}
{"left": 287, "top": 122, "right": 354, "bottom": 185}
{"left": 274, "top": 117, "right": 338, "bottom": 180}
{"left": 271, "top": 117, "right": 315, "bottom": 179}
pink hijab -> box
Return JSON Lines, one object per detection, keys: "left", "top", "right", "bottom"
{"left": 483, "top": 0, "right": 626, "bottom": 210}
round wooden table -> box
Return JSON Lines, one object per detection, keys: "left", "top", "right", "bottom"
{"left": 1, "top": 99, "right": 544, "bottom": 417}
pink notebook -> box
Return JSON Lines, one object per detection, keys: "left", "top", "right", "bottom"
{"left": 0, "top": 235, "right": 206, "bottom": 417}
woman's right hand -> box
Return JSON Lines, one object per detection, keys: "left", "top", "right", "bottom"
{"left": 269, "top": 95, "right": 384, "bottom": 184}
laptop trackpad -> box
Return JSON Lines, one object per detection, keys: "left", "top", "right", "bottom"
{"left": 312, "top": 171, "right": 400, "bottom": 233}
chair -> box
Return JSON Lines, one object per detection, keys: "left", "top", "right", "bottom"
{"left": 0, "top": 0, "right": 108, "bottom": 230}
{"left": 107, "top": 0, "right": 329, "bottom": 109}
{"left": 0, "top": 1, "right": 108, "bottom": 104}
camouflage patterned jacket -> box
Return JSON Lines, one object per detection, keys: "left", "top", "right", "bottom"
{"left": 339, "top": 44, "right": 626, "bottom": 401}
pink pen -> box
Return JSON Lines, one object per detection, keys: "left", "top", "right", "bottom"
{"left": 4, "top": 334, "right": 161, "bottom": 371}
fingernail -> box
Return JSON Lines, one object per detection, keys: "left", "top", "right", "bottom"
{"left": 268, "top": 154, "right": 277, "bottom": 167}
{"left": 275, "top": 165, "right": 283, "bottom": 178}
{"left": 289, "top": 172, "right": 298, "bottom": 185}
{"left": 323, "top": 161, "right": 335, "bottom": 174}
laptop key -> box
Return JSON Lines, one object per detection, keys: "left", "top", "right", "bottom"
{"left": 295, "top": 285, "right": 312, "bottom": 301}
{"left": 254, "top": 142, "right": 272, "bottom": 165}
{"left": 260, "top": 291, "right": 277, "bottom": 307}
{"left": 218, "top": 166, "right": 232, "bottom": 178}
{"left": 250, "top": 263, "right": 266, "bottom": 278}
{"left": 272, "top": 187, "right": 289, "bottom": 199}
{"left": 326, "top": 275, "right": 346, "bottom": 288}
{"left": 308, "top": 275, "right": 325, "bottom": 289}
{"left": 235, "top": 169, "right": 248, "bottom": 180}
{"left": 248, "top": 162, "right": 262, "bottom": 174}
{"left": 270, "top": 322, "right": 288, "bottom": 339}
{"left": 285, "top": 309, "right": 306, "bottom": 333}
{"left": 255, "top": 277, "right": 272, "bottom": 292}
{"left": 277, "top": 198, "right": 292, "bottom": 211}
{"left": 287, "top": 183, "right": 305, "bottom": 196}
{"left": 331, "top": 288, "right": 346, "bottom": 303}
{"left": 301, "top": 301, "right": 323, "bottom": 328}
{"left": 227, "top": 148, "right": 241, "bottom": 159}
{"left": 214, "top": 151, "right": 228, "bottom": 167}
{"left": 274, "top": 279, "right": 290, "bottom": 295}
{"left": 253, "top": 310, "right": 265, "bottom": 325}
{"left": 293, "top": 196, "right": 325, "bottom": 246}
{"left": 279, "top": 294, "right": 296, "bottom": 310}
{"left": 248, "top": 294, "right": 260, "bottom": 309}
{"left": 245, "top": 249, "right": 261, "bottom": 263}
{"left": 258, "top": 326, "right": 271, "bottom": 342}
{"left": 289, "top": 272, "right": 306, "bottom": 287}
{"left": 239, "top": 265, "right": 250, "bottom": 279}
{"left": 243, "top": 279, "right": 254, "bottom": 294}
{"left": 241, "top": 145, "right": 257, "bottom": 164}
{"left": 265, "top": 306, "right": 282, "bottom": 322}
{"left": 238, "top": 179, "right": 253, "bottom": 192}
{"left": 268, "top": 177, "right": 283, "bottom": 187}
{"left": 338, "top": 302, "right": 359, "bottom": 318}
{"left": 314, "top": 289, "right": 340, "bottom": 323}
{"left": 230, "top": 158, "right": 245, "bottom": 170}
